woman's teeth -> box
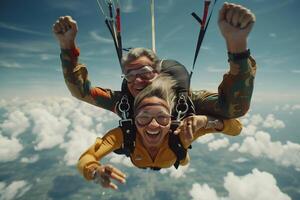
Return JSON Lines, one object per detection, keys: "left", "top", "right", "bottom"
{"left": 146, "top": 130, "right": 159, "bottom": 135}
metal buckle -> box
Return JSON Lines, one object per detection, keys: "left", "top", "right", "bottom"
{"left": 118, "top": 95, "right": 130, "bottom": 119}
{"left": 175, "top": 94, "right": 188, "bottom": 120}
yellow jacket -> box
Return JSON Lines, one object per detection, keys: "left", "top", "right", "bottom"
{"left": 78, "top": 119, "right": 242, "bottom": 180}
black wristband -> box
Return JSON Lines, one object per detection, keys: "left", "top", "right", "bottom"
{"left": 228, "top": 49, "right": 250, "bottom": 62}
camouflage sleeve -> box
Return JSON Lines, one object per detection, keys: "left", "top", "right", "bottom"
{"left": 60, "top": 49, "right": 121, "bottom": 113}
{"left": 191, "top": 56, "right": 257, "bottom": 119}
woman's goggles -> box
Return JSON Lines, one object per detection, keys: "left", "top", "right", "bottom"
{"left": 135, "top": 113, "right": 171, "bottom": 127}
{"left": 122, "top": 66, "right": 156, "bottom": 83}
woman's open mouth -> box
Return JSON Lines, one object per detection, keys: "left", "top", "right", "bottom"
{"left": 144, "top": 130, "right": 161, "bottom": 143}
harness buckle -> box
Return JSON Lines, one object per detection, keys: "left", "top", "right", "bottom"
{"left": 118, "top": 95, "right": 130, "bottom": 119}
{"left": 175, "top": 94, "right": 189, "bottom": 120}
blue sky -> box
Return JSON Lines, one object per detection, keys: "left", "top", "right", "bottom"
{"left": 0, "top": 1, "right": 300, "bottom": 199}
{"left": 0, "top": 0, "right": 299, "bottom": 103}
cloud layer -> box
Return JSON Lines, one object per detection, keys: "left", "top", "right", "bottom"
{"left": 189, "top": 168, "right": 291, "bottom": 200}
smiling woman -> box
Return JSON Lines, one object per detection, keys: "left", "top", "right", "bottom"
{"left": 77, "top": 74, "right": 243, "bottom": 190}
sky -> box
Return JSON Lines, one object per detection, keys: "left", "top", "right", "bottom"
{"left": 0, "top": 0, "right": 300, "bottom": 200}
{"left": 0, "top": 0, "right": 299, "bottom": 102}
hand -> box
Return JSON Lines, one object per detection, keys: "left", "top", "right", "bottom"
{"left": 218, "top": 2, "right": 256, "bottom": 53}
{"left": 174, "top": 115, "right": 208, "bottom": 143}
{"left": 52, "top": 16, "right": 78, "bottom": 49}
{"left": 94, "top": 165, "right": 126, "bottom": 190}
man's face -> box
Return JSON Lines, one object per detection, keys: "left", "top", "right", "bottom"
{"left": 124, "top": 56, "right": 158, "bottom": 97}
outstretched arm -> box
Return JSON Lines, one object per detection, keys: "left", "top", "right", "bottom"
{"left": 77, "top": 127, "right": 126, "bottom": 190}
{"left": 193, "top": 3, "right": 257, "bottom": 118}
{"left": 53, "top": 16, "right": 120, "bottom": 113}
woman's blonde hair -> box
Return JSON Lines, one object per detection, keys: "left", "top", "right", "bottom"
{"left": 134, "top": 74, "right": 177, "bottom": 114}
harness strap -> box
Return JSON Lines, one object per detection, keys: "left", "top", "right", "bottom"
{"left": 189, "top": 0, "right": 218, "bottom": 88}
{"left": 118, "top": 119, "right": 136, "bottom": 156}
{"left": 169, "top": 92, "right": 195, "bottom": 169}
{"left": 114, "top": 94, "right": 136, "bottom": 156}
{"left": 116, "top": 5, "right": 122, "bottom": 59}
{"left": 96, "top": 0, "right": 123, "bottom": 68}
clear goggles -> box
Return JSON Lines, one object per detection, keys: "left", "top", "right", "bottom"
{"left": 122, "top": 65, "right": 156, "bottom": 83}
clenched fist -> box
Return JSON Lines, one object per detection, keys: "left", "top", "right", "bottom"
{"left": 218, "top": 2, "right": 256, "bottom": 53}
{"left": 52, "top": 16, "right": 78, "bottom": 49}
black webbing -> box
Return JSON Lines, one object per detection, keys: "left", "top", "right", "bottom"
{"left": 189, "top": 0, "right": 218, "bottom": 89}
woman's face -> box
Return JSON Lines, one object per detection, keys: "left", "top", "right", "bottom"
{"left": 135, "top": 97, "right": 171, "bottom": 149}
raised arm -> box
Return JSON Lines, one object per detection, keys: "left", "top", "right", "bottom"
{"left": 192, "top": 3, "right": 257, "bottom": 118}
{"left": 53, "top": 16, "right": 120, "bottom": 113}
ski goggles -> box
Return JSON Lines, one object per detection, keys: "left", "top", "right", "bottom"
{"left": 122, "top": 66, "right": 156, "bottom": 83}
{"left": 135, "top": 112, "right": 172, "bottom": 127}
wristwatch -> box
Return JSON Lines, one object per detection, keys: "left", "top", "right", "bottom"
{"left": 228, "top": 49, "right": 250, "bottom": 62}
{"left": 204, "top": 117, "right": 223, "bottom": 130}
{"left": 205, "top": 119, "right": 220, "bottom": 129}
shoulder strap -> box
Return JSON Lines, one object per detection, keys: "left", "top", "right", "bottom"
{"left": 113, "top": 91, "right": 136, "bottom": 157}
{"left": 169, "top": 121, "right": 187, "bottom": 169}
{"left": 169, "top": 92, "right": 195, "bottom": 169}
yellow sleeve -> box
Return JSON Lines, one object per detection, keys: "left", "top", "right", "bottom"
{"left": 77, "top": 127, "right": 123, "bottom": 180}
{"left": 221, "top": 119, "right": 243, "bottom": 136}
{"left": 180, "top": 119, "right": 242, "bottom": 148}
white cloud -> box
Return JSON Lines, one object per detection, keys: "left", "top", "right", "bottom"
{"left": 0, "top": 135, "right": 23, "bottom": 162}
{"left": 240, "top": 117, "right": 249, "bottom": 125}
{"left": 109, "top": 154, "right": 134, "bottom": 168}
{"left": 229, "top": 143, "right": 240, "bottom": 152}
{"left": 40, "top": 54, "right": 53, "bottom": 61}
{"left": 121, "top": 0, "right": 137, "bottom": 13}
{"left": 249, "top": 114, "right": 264, "bottom": 126}
{"left": 224, "top": 169, "right": 291, "bottom": 200}
{"left": 0, "top": 61, "right": 21, "bottom": 68}
{"left": 0, "top": 21, "right": 47, "bottom": 36}
{"left": 189, "top": 183, "right": 219, "bottom": 200}
{"left": 196, "top": 134, "right": 215, "bottom": 144}
{"left": 0, "top": 97, "right": 120, "bottom": 166}
{"left": 291, "top": 70, "right": 300, "bottom": 73}
{"left": 28, "top": 108, "right": 70, "bottom": 150}
{"left": 274, "top": 104, "right": 300, "bottom": 112}
{"left": 232, "top": 157, "right": 249, "bottom": 163}
{"left": 1, "top": 110, "right": 29, "bottom": 137}
{"left": 0, "top": 41, "right": 55, "bottom": 53}
{"left": 292, "top": 104, "right": 300, "bottom": 110}
{"left": 262, "top": 114, "right": 285, "bottom": 129}
{"left": 60, "top": 126, "right": 99, "bottom": 166}
{"left": 238, "top": 131, "right": 300, "bottom": 169}
{"left": 0, "top": 99, "right": 7, "bottom": 108}
{"left": 20, "top": 155, "right": 39, "bottom": 164}
{"left": 160, "top": 164, "right": 192, "bottom": 179}
{"left": 208, "top": 138, "right": 229, "bottom": 151}
{"left": 241, "top": 124, "right": 257, "bottom": 136}
{"left": 89, "top": 31, "right": 113, "bottom": 43}
{"left": 206, "top": 66, "right": 227, "bottom": 73}
{"left": 189, "top": 169, "right": 291, "bottom": 200}
{"left": 0, "top": 180, "right": 31, "bottom": 200}
{"left": 69, "top": 109, "right": 93, "bottom": 129}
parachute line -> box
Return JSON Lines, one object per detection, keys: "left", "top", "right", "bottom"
{"left": 150, "top": 0, "right": 156, "bottom": 53}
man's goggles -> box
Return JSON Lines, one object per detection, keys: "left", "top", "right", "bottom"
{"left": 122, "top": 66, "right": 156, "bottom": 83}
